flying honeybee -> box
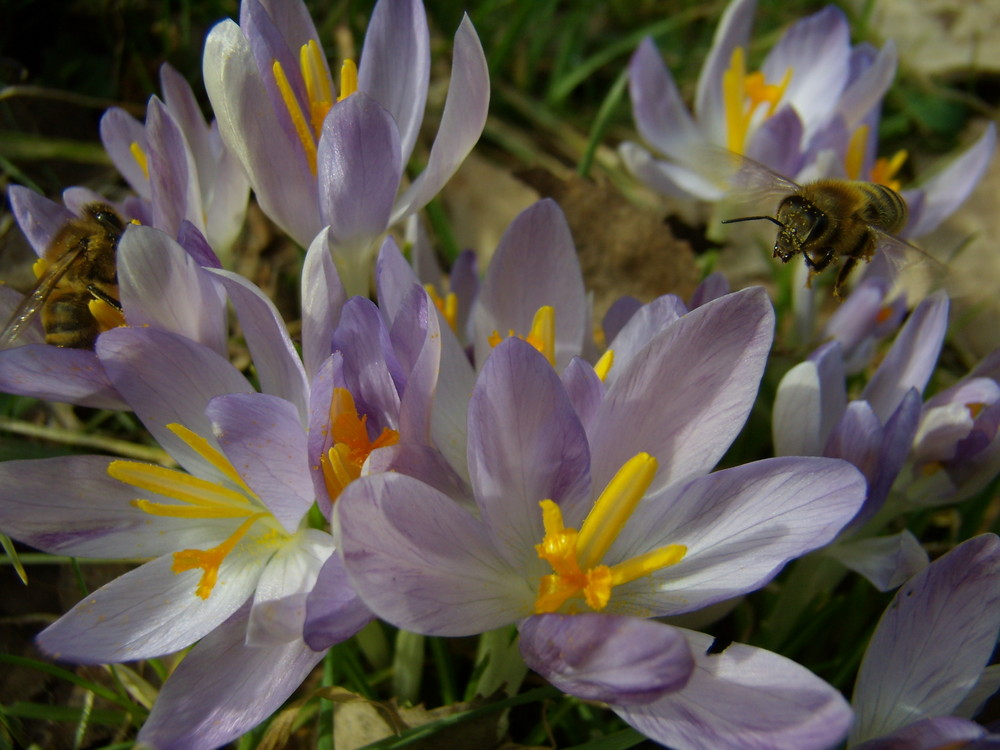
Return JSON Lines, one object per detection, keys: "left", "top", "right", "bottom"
{"left": 0, "top": 203, "right": 125, "bottom": 349}
{"left": 714, "top": 153, "right": 945, "bottom": 297}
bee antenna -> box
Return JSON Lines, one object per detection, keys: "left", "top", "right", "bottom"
{"left": 721, "top": 215, "right": 784, "bottom": 228}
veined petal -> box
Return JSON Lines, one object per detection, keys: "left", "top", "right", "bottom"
{"left": 357, "top": 0, "right": 429, "bottom": 165}
{"left": 137, "top": 604, "right": 325, "bottom": 750}
{"left": 827, "top": 530, "right": 928, "bottom": 592}
{"left": 602, "top": 294, "right": 687, "bottom": 390}
{"left": 0, "top": 344, "right": 124, "bottom": 409}
{"left": 835, "top": 41, "right": 896, "bottom": 130}
{"left": 303, "top": 552, "right": 374, "bottom": 650}
{"left": 207, "top": 393, "right": 314, "bottom": 532}
{"left": 375, "top": 235, "right": 421, "bottom": 323}
{"left": 390, "top": 15, "right": 489, "bottom": 224}
{"left": 37, "top": 550, "right": 262, "bottom": 663}
{"left": 773, "top": 341, "right": 846, "bottom": 457}
{"left": 301, "top": 227, "right": 346, "bottom": 381}
{"left": 469, "top": 338, "right": 592, "bottom": 564}
{"left": 147, "top": 97, "right": 204, "bottom": 238}
{"left": 617, "top": 628, "right": 852, "bottom": 750}
{"left": 619, "top": 142, "right": 728, "bottom": 201}
{"left": 694, "top": 0, "right": 756, "bottom": 143}
{"left": 853, "top": 716, "right": 989, "bottom": 750}
{"left": 8, "top": 185, "right": 75, "bottom": 257}
{"left": 337, "top": 473, "right": 529, "bottom": 636}
{"left": 609, "top": 457, "right": 865, "bottom": 616}
{"left": 99, "top": 108, "right": 150, "bottom": 198}
{"left": 520, "top": 613, "right": 692, "bottom": 705}
{"left": 117, "top": 225, "right": 228, "bottom": 358}
{"left": 629, "top": 37, "right": 700, "bottom": 160}
{"left": 850, "top": 534, "right": 1000, "bottom": 744}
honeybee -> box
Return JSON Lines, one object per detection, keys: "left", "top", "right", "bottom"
{"left": 715, "top": 154, "right": 944, "bottom": 297}
{"left": 0, "top": 203, "right": 125, "bottom": 349}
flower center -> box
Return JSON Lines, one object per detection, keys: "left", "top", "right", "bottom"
{"left": 272, "top": 40, "right": 358, "bottom": 175}
{"left": 110, "top": 423, "right": 283, "bottom": 599}
{"left": 488, "top": 306, "right": 556, "bottom": 367}
{"left": 533, "top": 453, "right": 686, "bottom": 614}
{"left": 845, "top": 125, "right": 908, "bottom": 191}
{"left": 722, "top": 46, "right": 792, "bottom": 154}
{"left": 320, "top": 388, "right": 400, "bottom": 502}
{"left": 425, "top": 284, "right": 459, "bottom": 332}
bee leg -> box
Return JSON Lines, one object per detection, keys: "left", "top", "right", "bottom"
{"left": 832, "top": 257, "right": 859, "bottom": 298}
{"left": 87, "top": 284, "right": 123, "bottom": 312}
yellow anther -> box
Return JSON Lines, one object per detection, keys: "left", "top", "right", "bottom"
{"left": 870, "top": 149, "right": 907, "bottom": 192}
{"left": 722, "top": 46, "right": 792, "bottom": 155}
{"left": 425, "top": 284, "right": 459, "bottom": 332}
{"left": 273, "top": 59, "right": 318, "bottom": 175}
{"left": 166, "top": 423, "right": 255, "bottom": 495}
{"left": 845, "top": 125, "right": 869, "bottom": 181}
{"left": 130, "top": 142, "right": 150, "bottom": 180}
{"left": 525, "top": 306, "right": 556, "bottom": 367}
{"left": 320, "top": 388, "right": 399, "bottom": 502}
{"left": 109, "top": 460, "right": 252, "bottom": 510}
{"left": 594, "top": 349, "right": 614, "bottom": 382}
{"left": 88, "top": 298, "right": 126, "bottom": 333}
{"left": 339, "top": 59, "right": 358, "bottom": 101}
{"left": 301, "top": 39, "right": 334, "bottom": 138}
{"left": 172, "top": 513, "right": 267, "bottom": 598}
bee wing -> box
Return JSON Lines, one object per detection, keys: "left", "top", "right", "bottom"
{"left": 0, "top": 244, "right": 86, "bottom": 349}
{"left": 692, "top": 145, "right": 801, "bottom": 209}
{"left": 871, "top": 230, "right": 950, "bottom": 290}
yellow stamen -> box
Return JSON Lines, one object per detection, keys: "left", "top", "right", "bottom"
{"left": 869, "top": 149, "right": 907, "bottom": 192}
{"left": 722, "top": 46, "right": 792, "bottom": 155}
{"left": 339, "top": 59, "right": 358, "bottom": 102}
{"left": 130, "top": 142, "right": 150, "bottom": 180}
{"left": 532, "top": 453, "right": 686, "bottom": 614}
{"left": 165, "top": 423, "right": 255, "bottom": 495}
{"left": 172, "top": 513, "right": 267, "bottom": 598}
{"left": 109, "top": 461, "right": 254, "bottom": 511}
{"left": 594, "top": 349, "right": 614, "bottom": 382}
{"left": 845, "top": 125, "right": 869, "bottom": 180}
{"left": 425, "top": 284, "right": 459, "bottom": 332}
{"left": 875, "top": 305, "right": 894, "bottom": 324}
{"left": 320, "top": 388, "right": 399, "bottom": 501}
{"left": 32, "top": 258, "right": 49, "bottom": 280}
{"left": 487, "top": 307, "right": 557, "bottom": 366}
{"left": 301, "top": 39, "right": 334, "bottom": 138}
{"left": 273, "top": 59, "right": 318, "bottom": 175}
{"left": 88, "top": 298, "right": 126, "bottom": 332}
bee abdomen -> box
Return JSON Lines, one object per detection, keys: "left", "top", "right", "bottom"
{"left": 41, "top": 293, "right": 100, "bottom": 349}
{"left": 856, "top": 182, "right": 908, "bottom": 234}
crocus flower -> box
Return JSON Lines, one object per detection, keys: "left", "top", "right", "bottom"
{"left": 337, "top": 288, "right": 865, "bottom": 749}
{"left": 101, "top": 63, "right": 251, "bottom": 255}
{"left": 0, "top": 188, "right": 228, "bottom": 409}
{"left": 848, "top": 534, "right": 1000, "bottom": 748}
{"left": 203, "top": 0, "right": 489, "bottom": 295}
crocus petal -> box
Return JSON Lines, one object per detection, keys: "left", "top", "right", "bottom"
{"left": 337, "top": 472, "right": 530, "bottom": 636}
{"left": 390, "top": 15, "right": 489, "bottom": 223}
{"left": 303, "top": 552, "right": 374, "bottom": 651}
{"left": 8, "top": 185, "right": 74, "bottom": 256}
{"left": 247, "top": 529, "right": 335, "bottom": 646}
{"left": 602, "top": 294, "right": 687, "bottom": 388}
{"left": 619, "top": 142, "right": 727, "bottom": 201}
{"left": 862, "top": 290, "right": 948, "bottom": 422}
{"left": 689, "top": 272, "right": 730, "bottom": 309}
{"left": 357, "top": 0, "right": 429, "bottom": 165}
{"left": 0, "top": 345, "right": 123, "bottom": 409}
{"left": 609, "top": 457, "right": 865, "bottom": 615}
{"left": 561, "top": 357, "right": 605, "bottom": 432}
{"left": 137, "top": 605, "right": 325, "bottom": 750}
{"left": 0, "top": 456, "right": 232, "bottom": 558}
{"left": 97, "top": 327, "right": 254, "bottom": 482}
{"left": 628, "top": 37, "right": 700, "bottom": 160}
{"left": 695, "top": 0, "right": 756, "bottom": 144}
{"left": 850, "top": 534, "right": 1000, "bottom": 743}
{"left": 469, "top": 338, "right": 592, "bottom": 564}
{"left": 588, "top": 287, "right": 773, "bottom": 494}
{"left": 147, "top": 97, "right": 203, "bottom": 237}
{"left": 473, "top": 199, "right": 587, "bottom": 372}
{"left": 37, "top": 550, "right": 262, "bottom": 663}
{"left": 375, "top": 235, "right": 421, "bottom": 323}
{"left": 301, "top": 227, "right": 346, "bottom": 381}
{"left": 100, "top": 108, "right": 150, "bottom": 198}
{"left": 207, "top": 393, "right": 314, "bottom": 532}
{"left": 318, "top": 92, "right": 401, "bottom": 247}
{"left": 773, "top": 341, "right": 846, "bottom": 457}
{"left": 827, "top": 529, "right": 928, "bottom": 592}
{"left": 210, "top": 268, "right": 309, "bottom": 420}
{"left": 617, "top": 628, "right": 852, "bottom": 750}
{"left": 835, "top": 41, "right": 896, "bottom": 130}
{"left": 117, "top": 225, "right": 228, "bottom": 357}
{"left": 853, "top": 716, "right": 989, "bottom": 750}
{"left": 520, "top": 613, "right": 693, "bottom": 705}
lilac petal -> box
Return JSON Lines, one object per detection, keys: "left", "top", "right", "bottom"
{"left": 210, "top": 269, "right": 309, "bottom": 420}
{"left": 619, "top": 142, "right": 726, "bottom": 200}
{"left": 860, "top": 389, "right": 922, "bottom": 523}
{"left": 304, "top": 552, "right": 374, "bottom": 650}
{"left": 301, "top": 228, "right": 346, "bottom": 381}
{"left": 469, "top": 338, "right": 592, "bottom": 564}
{"left": 602, "top": 296, "right": 643, "bottom": 343}
{"left": 588, "top": 287, "right": 773, "bottom": 495}
{"left": 407, "top": 213, "right": 441, "bottom": 286}
{"left": 0, "top": 345, "right": 124, "bottom": 409}
{"left": 137, "top": 605, "right": 325, "bottom": 750}
{"left": 862, "top": 291, "right": 948, "bottom": 422}
{"left": 617, "top": 628, "right": 852, "bottom": 750}
{"left": 745, "top": 107, "right": 804, "bottom": 177}
{"left": 203, "top": 19, "right": 320, "bottom": 247}
{"left": 520, "top": 613, "right": 692, "bottom": 705}
{"left": 773, "top": 342, "right": 846, "bottom": 457}
{"left": 628, "top": 37, "right": 700, "bottom": 160}
{"left": 117, "top": 225, "right": 228, "bottom": 357}
{"left": 97, "top": 327, "right": 254, "bottom": 480}
{"left": 688, "top": 271, "right": 730, "bottom": 309}
{"left": 854, "top": 716, "right": 988, "bottom": 750}
{"left": 836, "top": 41, "right": 896, "bottom": 130}
{"left": 37, "top": 550, "right": 261, "bottom": 663}
{"left": 207, "top": 393, "right": 314, "bottom": 532}
{"left": 318, "top": 92, "right": 401, "bottom": 246}
{"left": 306, "top": 352, "right": 343, "bottom": 516}
{"left": 0, "top": 455, "right": 230, "bottom": 558}
{"left": 603, "top": 294, "right": 687, "bottom": 389}
{"left": 357, "top": 0, "right": 429, "bottom": 165}
{"left": 375, "top": 235, "right": 421, "bottom": 324}
{"left": 147, "top": 97, "right": 202, "bottom": 238}
{"left": 255, "top": 0, "right": 323, "bottom": 59}
{"left": 609, "top": 457, "right": 865, "bottom": 615}
{"left": 473, "top": 200, "right": 587, "bottom": 371}
{"left": 561, "top": 357, "right": 605, "bottom": 432}
{"left": 247, "top": 529, "right": 335, "bottom": 646}
{"left": 694, "top": 0, "right": 756, "bottom": 141}
{"left": 160, "top": 63, "right": 210, "bottom": 163}
{"left": 390, "top": 15, "right": 489, "bottom": 223}
{"left": 8, "top": 185, "right": 74, "bottom": 256}
{"left": 905, "top": 123, "right": 997, "bottom": 238}
{"left": 851, "top": 534, "right": 1000, "bottom": 743}
{"left": 100, "top": 108, "right": 150, "bottom": 197}
{"left": 176, "top": 220, "right": 223, "bottom": 268}
{"left": 825, "top": 399, "right": 883, "bottom": 490}
{"left": 828, "top": 530, "right": 928, "bottom": 592}
{"left": 393, "top": 285, "right": 437, "bottom": 438}
{"left": 337, "top": 473, "right": 528, "bottom": 635}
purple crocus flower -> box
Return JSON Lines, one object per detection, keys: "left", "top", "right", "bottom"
{"left": 0, "top": 190, "right": 228, "bottom": 408}
{"left": 848, "top": 534, "right": 1000, "bottom": 748}
{"left": 336, "top": 288, "right": 865, "bottom": 748}
{"left": 202, "top": 0, "right": 489, "bottom": 295}
{"left": 101, "top": 63, "right": 250, "bottom": 255}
